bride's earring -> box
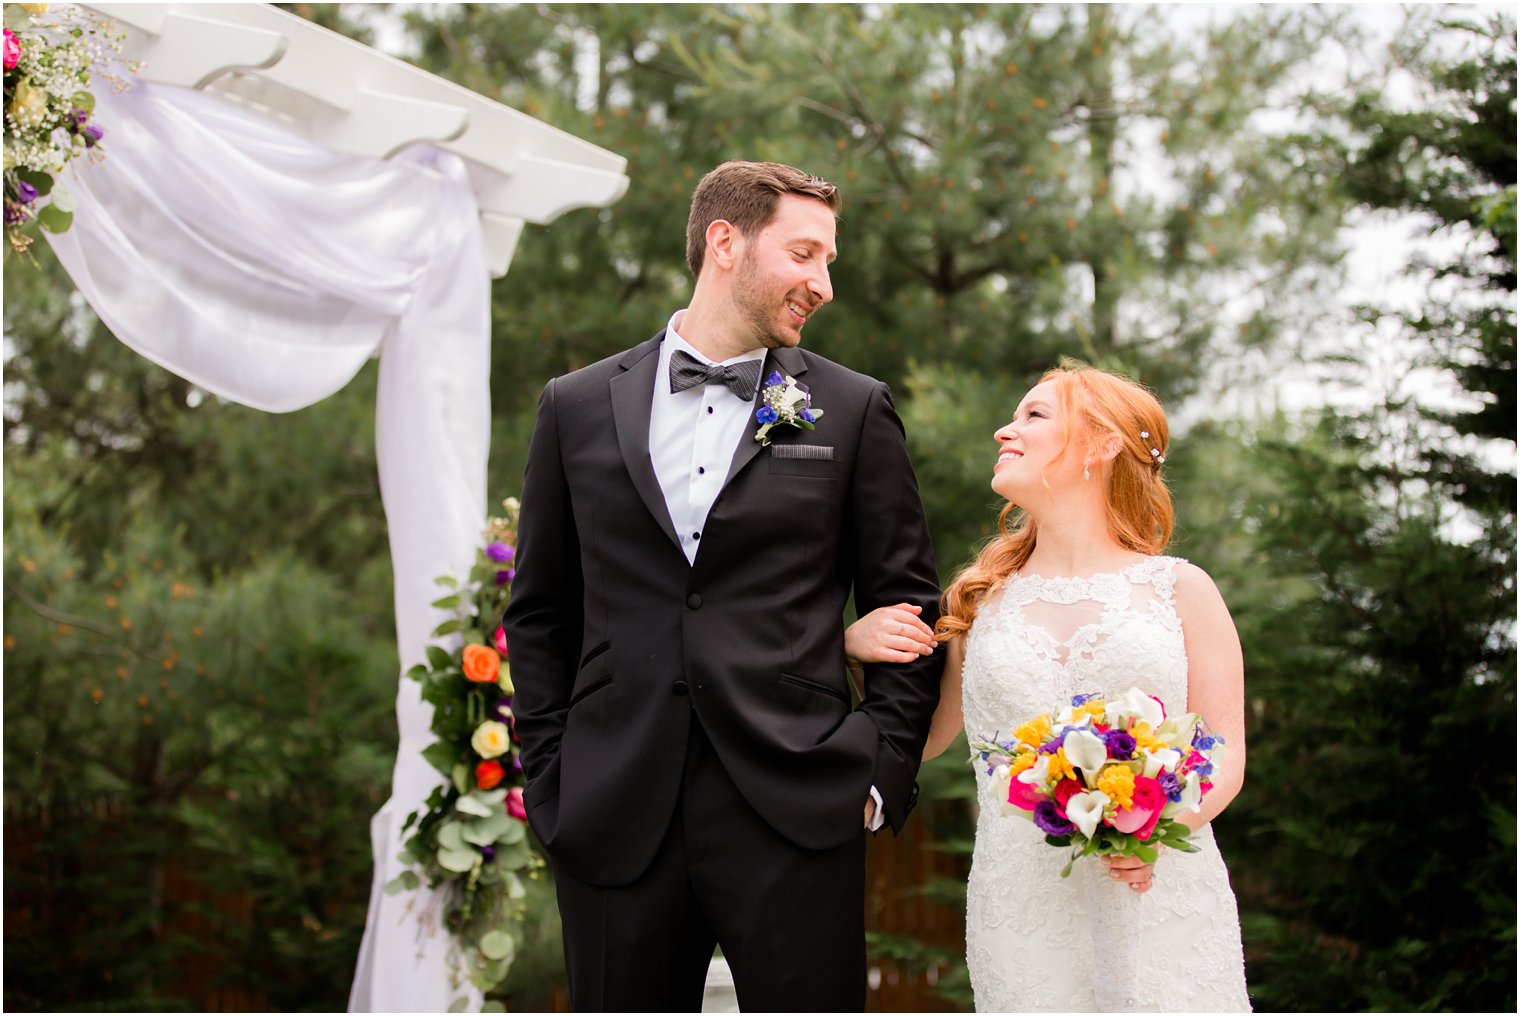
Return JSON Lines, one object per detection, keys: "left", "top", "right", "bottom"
{"left": 1083, "top": 463, "right": 1091, "bottom": 481}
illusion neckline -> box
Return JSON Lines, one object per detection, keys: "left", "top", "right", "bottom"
{"left": 1010, "top": 556, "right": 1166, "bottom": 585}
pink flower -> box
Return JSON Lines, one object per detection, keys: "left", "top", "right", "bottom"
{"left": 3, "top": 29, "right": 20, "bottom": 71}
{"left": 492, "top": 624, "right": 509, "bottom": 657}
{"left": 1110, "top": 775, "right": 1167, "bottom": 840}
{"left": 1006, "top": 775, "right": 1044, "bottom": 812}
{"left": 1149, "top": 694, "right": 1167, "bottom": 720}
{"left": 506, "top": 786, "right": 526, "bottom": 822}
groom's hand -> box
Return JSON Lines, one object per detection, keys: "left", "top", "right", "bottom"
{"left": 863, "top": 797, "right": 876, "bottom": 829}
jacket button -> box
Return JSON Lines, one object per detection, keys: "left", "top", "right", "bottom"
{"left": 686, "top": 593, "right": 702, "bottom": 609}
{"left": 672, "top": 680, "right": 688, "bottom": 696}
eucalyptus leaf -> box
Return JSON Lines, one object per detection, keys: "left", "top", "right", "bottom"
{"left": 436, "top": 821, "right": 467, "bottom": 852}
{"left": 436, "top": 845, "right": 480, "bottom": 873}
{"left": 506, "top": 872, "right": 526, "bottom": 900}
{"left": 461, "top": 810, "right": 512, "bottom": 845}
{"left": 481, "top": 1002, "right": 506, "bottom": 1013}
{"left": 478, "top": 929, "right": 515, "bottom": 961}
{"left": 455, "top": 794, "right": 496, "bottom": 819}
{"left": 48, "top": 186, "right": 75, "bottom": 214}
{"left": 448, "top": 995, "right": 469, "bottom": 1013}
{"left": 496, "top": 817, "right": 527, "bottom": 845}
{"left": 494, "top": 840, "right": 531, "bottom": 871}
{"left": 36, "top": 205, "right": 72, "bottom": 234}
{"left": 471, "top": 788, "right": 508, "bottom": 806}
{"left": 383, "top": 870, "right": 420, "bottom": 895}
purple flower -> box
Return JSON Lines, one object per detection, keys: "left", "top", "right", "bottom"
{"left": 15, "top": 181, "right": 38, "bottom": 205}
{"left": 1158, "top": 771, "right": 1182, "bottom": 801}
{"left": 1193, "top": 728, "right": 1218, "bottom": 750}
{"left": 486, "top": 542, "right": 515, "bottom": 563}
{"left": 480, "top": 844, "right": 496, "bottom": 862}
{"left": 511, "top": 754, "right": 523, "bottom": 774}
{"left": 1103, "top": 729, "right": 1137, "bottom": 760}
{"left": 756, "top": 406, "right": 778, "bottom": 424}
{"left": 494, "top": 568, "right": 516, "bottom": 585}
{"left": 766, "top": 371, "right": 784, "bottom": 386}
{"left": 1033, "top": 800, "right": 1076, "bottom": 837}
{"left": 799, "top": 408, "right": 816, "bottom": 423}
{"left": 69, "top": 108, "right": 90, "bottom": 126}
{"left": 81, "top": 124, "right": 103, "bottom": 147}
{"left": 4, "top": 204, "right": 27, "bottom": 226}
{"left": 1070, "top": 692, "right": 1100, "bottom": 706}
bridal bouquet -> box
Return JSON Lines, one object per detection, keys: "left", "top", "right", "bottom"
{"left": 969, "top": 688, "right": 1221, "bottom": 876}
{"left": 386, "top": 498, "right": 541, "bottom": 1005}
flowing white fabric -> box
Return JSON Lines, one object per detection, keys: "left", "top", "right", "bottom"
{"left": 960, "top": 557, "right": 1250, "bottom": 1012}
{"left": 45, "top": 81, "right": 490, "bottom": 1013}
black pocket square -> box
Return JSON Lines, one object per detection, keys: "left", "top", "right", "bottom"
{"left": 770, "top": 444, "right": 835, "bottom": 461}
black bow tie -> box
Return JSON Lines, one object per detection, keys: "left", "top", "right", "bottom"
{"left": 668, "top": 349, "right": 763, "bottom": 401}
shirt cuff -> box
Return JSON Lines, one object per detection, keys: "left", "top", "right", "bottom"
{"left": 868, "top": 785, "right": 886, "bottom": 831}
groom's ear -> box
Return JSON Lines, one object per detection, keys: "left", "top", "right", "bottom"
{"left": 705, "top": 218, "right": 742, "bottom": 272}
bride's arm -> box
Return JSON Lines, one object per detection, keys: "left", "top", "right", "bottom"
{"left": 1174, "top": 561, "right": 1247, "bottom": 832}
{"left": 922, "top": 636, "right": 965, "bottom": 761}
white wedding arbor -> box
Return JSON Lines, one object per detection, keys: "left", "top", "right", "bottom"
{"left": 49, "top": 4, "right": 628, "bottom": 1011}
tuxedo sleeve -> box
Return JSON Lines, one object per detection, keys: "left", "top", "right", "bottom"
{"left": 848, "top": 382, "right": 944, "bottom": 833}
{"left": 501, "top": 378, "right": 583, "bottom": 786}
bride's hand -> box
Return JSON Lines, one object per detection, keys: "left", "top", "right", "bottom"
{"left": 1102, "top": 853, "right": 1157, "bottom": 894}
{"left": 845, "top": 603, "right": 937, "bottom": 664}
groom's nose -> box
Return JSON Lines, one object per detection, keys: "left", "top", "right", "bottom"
{"left": 807, "top": 263, "right": 833, "bottom": 306}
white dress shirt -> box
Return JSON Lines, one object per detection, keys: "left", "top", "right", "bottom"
{"left": 649, "top": 310, "right": 767, "bottom": 566}
{"left": 648, "top": 309, "right": 887, "bottom": 832}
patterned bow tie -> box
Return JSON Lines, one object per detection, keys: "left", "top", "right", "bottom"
{"left": 668, "top": 349, "right": 763, "bottom": 401}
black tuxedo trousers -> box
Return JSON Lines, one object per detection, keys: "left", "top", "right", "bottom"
{"left": 503, "top": 334, "right": 943, "bottom": 1008}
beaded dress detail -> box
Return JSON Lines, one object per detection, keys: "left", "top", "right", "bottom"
{"left": 961, "top": 557, "right": 1250, "bottom": 1012}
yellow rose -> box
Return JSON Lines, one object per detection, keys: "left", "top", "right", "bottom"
{"left": 471, "top": 720, "right": 510, "bottom": 760}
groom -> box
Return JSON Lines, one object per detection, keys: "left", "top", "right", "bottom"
{"left": 503, "top": 161, "right": 943, "bottom": 1011}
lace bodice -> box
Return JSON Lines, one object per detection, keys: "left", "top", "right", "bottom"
{"left": 959, "top": 556, "right": 1250, "bottom": 1012}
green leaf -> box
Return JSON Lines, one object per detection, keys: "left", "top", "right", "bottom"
{"left": 36, "top": 205, "right": 72, "bottom": 235}
{"left": 481, "top": 1002, "right": 506, "bottom": 1014}
{"left": 462, "top": 810, "right": 512, "bottom": 845}
{"left": 16, "top": 169, "right": 53, "bottom": 196}
{"left": 455, "top": 793, "right": 497, "bottom": 818}
{"left": 4, "top": 6, "right": 31, "bottom": 29}
{"left": 460, "top": 627, "right": 485, "bottom": 645}
{"left": 71, "top": 91, "right": 95, "bottom": 113}
{"left": 1134, "top": 844, "right": 1157, "bottom": 864}
{"left": 421, "top": 740, "right": 457, "bottom": 777}
{"left": 431, "top": 618, "right": 464, "bottom": 637}
{"left": 436, "top": 845, "right": 479, "bottom": 873}
{"left": 426, "top": 645, "right": 454, "bottom": 671}
{"left": 478, "top": 929, "right": 515, "bottom": 961}
{"left": 384, "top": 870, "right": 421, "bottom": 895}
{"left": 431, "top": 594, "right": 461, "bottom": 610}
{"left": 494, "top": 839, "right": 532, "bottom": 871}
{"left": 405, "top": 663, "right": 429, "bottom": 684}
{"left": 448, "top": 995, "right": 470, "bottom": 1013}
{"left": 451, "top": 763, "right": 468, "bottom": 795}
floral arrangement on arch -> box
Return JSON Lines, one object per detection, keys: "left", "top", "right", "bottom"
{"left": 3, "top": 2, "right": 131, "bottom": 254}
{"left": 385, "top": 497, "right": 539, "bottom": 1007}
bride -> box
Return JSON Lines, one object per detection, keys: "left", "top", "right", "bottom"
{"left": 848, "top": 363, "right": 1250, "bottom": 1012}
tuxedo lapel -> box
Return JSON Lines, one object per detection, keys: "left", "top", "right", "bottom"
{"left": 722, "top": 346, "right": 808, "bottom": 488}
{"left": 610, "top": 332, "right": 684, "bottom": 555}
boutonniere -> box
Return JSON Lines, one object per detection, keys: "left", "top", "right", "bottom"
{"left": 754, "top": 371, "right": 824, "bottom": 446}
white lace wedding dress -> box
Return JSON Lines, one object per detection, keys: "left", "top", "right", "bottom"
{"left": 961, "top": 557, "right": 1250, "bottom": 1012}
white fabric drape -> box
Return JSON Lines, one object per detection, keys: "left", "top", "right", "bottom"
{"left": 46, "top": 80, "right": 490, "bottom": 1013}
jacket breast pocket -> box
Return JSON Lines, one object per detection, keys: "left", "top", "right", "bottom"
{"left": 769, "top": 445, "right": 838, "bottom": 478}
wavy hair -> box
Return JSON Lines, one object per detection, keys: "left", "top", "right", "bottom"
{"left": 935, "top": 362, "right": 1174, "bottom": 641}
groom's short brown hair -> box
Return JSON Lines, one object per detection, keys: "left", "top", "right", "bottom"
{"left": 686, "top": 161, "right": 841, "bottom": 279}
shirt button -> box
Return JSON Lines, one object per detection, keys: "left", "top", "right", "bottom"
{"left": 692, "top": 531, "right": 700, "bottom": 541}
{"left": 686, "top": 593, "right": 702, "bottom": 609}
{"left": 706, "top": 406, "right": 714, "bottom": 415}
{"left": 697, "top": 466, "right": 705, "bottom": 475}
{"left": 672, "top": 680, "right": 688, "bottom": 696}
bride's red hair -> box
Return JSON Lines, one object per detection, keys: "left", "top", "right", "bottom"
{"left": 935, "top": 363, "right": 1174, "bottom": 641}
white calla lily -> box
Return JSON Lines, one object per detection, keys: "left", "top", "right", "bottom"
{"left": 1143, "top": 748, "right": 1182, "bottom": 779}
{"left": 1163, "top": 771, "right": 1204, "bottom": 817}
{"left": 1063, "top": 727, "right": 1108, "bottom": 776}
{"left": 1107, "top": 687, "right": 1165, "bottom": 729}
{"left": 1065, "top": 790, "right": 1111, "bottom": 838}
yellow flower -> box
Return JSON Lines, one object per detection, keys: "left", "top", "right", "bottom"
{"left": 1096, "top": 764, "right": 1136, "bottom": 811}
{"left": 1074, "top": 700, "right": 1106, "bottom": 723}
{"left": 1046, "top": 747, "right": 1076, "bottom": 784}
{"left": 21, "top": 4, "right": 49, "bottom": 14}
{"left": 1009, "top": 752, "right": 1037, "bottom": 776}
{"left": 1130, "top": 721, "right": 1167, "bottom": 753}
{"left": 1014, "top": 713, "right": 1052, "bottom": 749}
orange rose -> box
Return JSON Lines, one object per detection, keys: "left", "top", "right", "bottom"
{"left": 475, "top": 760, "right": 505, "bottom": 791}
{"left": 462, "top": 643, "right": 501, "bottom": 683}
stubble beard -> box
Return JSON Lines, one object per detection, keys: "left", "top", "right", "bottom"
{"left": 732, "top": 252, "right": 803, "bottom": 350}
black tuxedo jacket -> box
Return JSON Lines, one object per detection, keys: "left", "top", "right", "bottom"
{"left": 503, "top": 332, "right": 943, "bottom": 886}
